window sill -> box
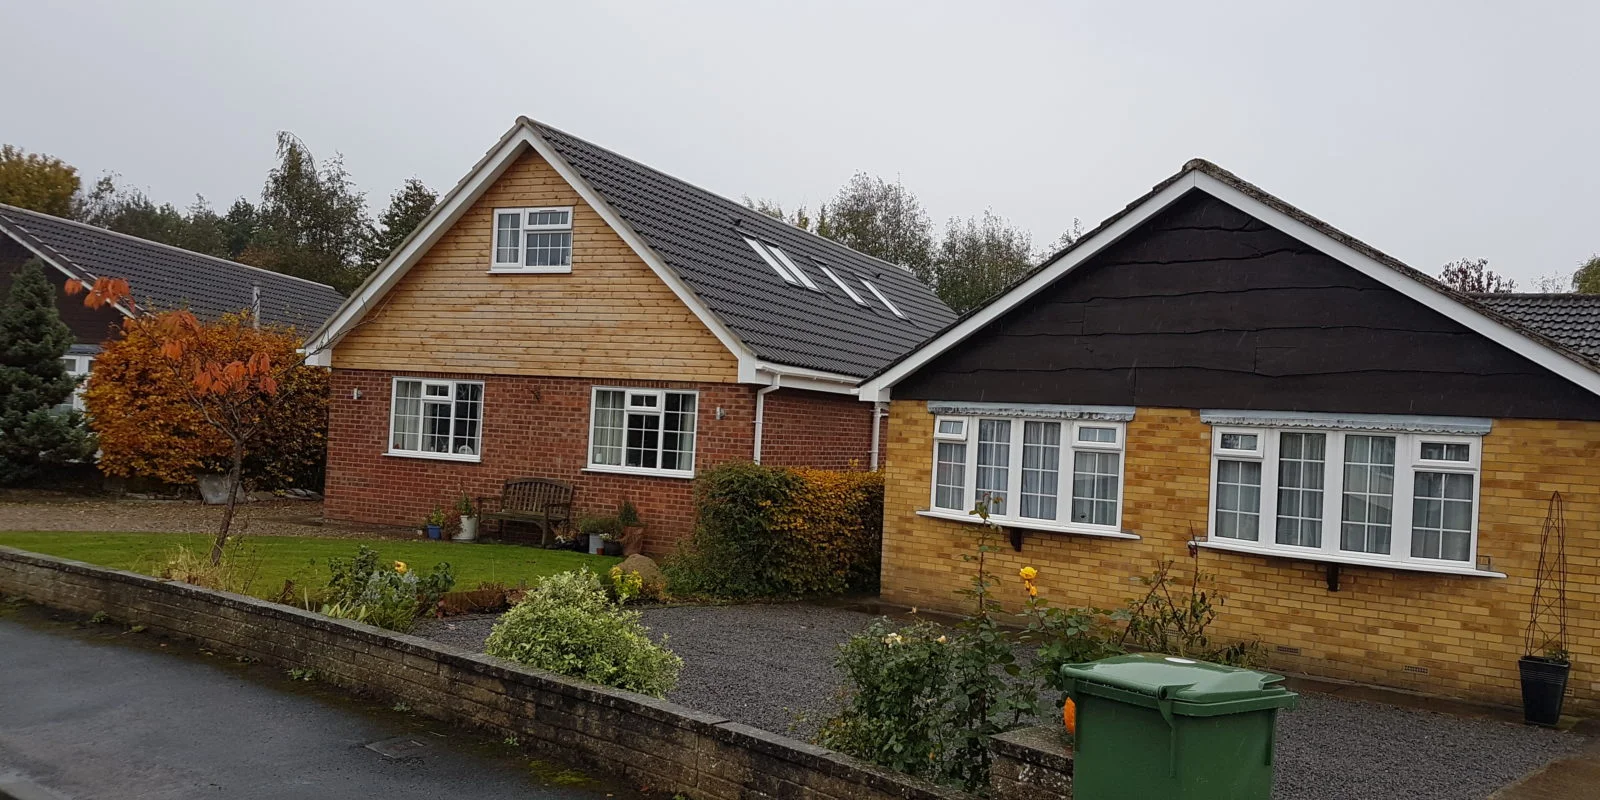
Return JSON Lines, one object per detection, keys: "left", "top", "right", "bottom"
{"left": 1195, "top": 539, "right": 1506, "bottom": 578}
{"left": 915, "top": 509, "right": 1140, "bottom": 540}
{"left": 582, "top": 465, "right": 695, "bottom": 481}
{"left": 384, "top": 450, "right": 482, "bottom": 464}
{"left": 487, "top": 266, "right": 572, "bottom": 275}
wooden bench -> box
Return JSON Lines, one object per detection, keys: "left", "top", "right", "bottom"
{"left": 478, "top": 478, "right": 573, "bottom": 547}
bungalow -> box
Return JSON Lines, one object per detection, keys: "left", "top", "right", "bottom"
{"left": 303, "top": 119, "right": 955, "bottom": 550}
{"left": 0, "top": 203, "right": 345, "bottom": 408}
{"left": 858, "top": 160, "right": 1600, "bottom": 712}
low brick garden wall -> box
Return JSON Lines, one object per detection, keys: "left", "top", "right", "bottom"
{"left": 0, "top": 546, "right": 980, "bottom": 800}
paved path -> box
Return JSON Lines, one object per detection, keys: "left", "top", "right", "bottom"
{"left": 0, "top": 607, "right": 636, "bottom": 800}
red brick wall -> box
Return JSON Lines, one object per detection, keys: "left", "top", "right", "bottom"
{"left": 326, "top": 371, "right": 880, "bottom": 553}
{"left": 326, "top": 369, "right": 756, "bottom": 553}
{"left": 760, "top": 387, "right": 884, "bottom": 470}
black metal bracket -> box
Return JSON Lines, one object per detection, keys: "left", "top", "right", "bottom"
{"left": 1325, "top": 562, "right": 1341, "bottom": 592}
{"left": 1008, "top": 527, "right": 1024, "bottom": 552}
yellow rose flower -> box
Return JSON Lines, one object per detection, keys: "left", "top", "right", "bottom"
{"left": 394, "top": 560, "right": 408, "bottom": 574}
{"left": 1027, "top": 584, "right": 1039, "bottom": 598}
{"left": 1019, "top": 566, "right": 1038, "bottom": 581}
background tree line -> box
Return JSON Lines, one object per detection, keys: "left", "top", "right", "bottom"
{"left": 0, "top": 138, "right": 437, "bottom": 295}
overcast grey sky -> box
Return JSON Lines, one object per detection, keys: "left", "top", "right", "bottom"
{"left": 7, "top": 1, "right": 1597, "bottom": 286}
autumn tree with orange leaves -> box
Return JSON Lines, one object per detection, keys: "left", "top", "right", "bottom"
{"left": 69, "top": 277, "right": 328, "bottom": 564}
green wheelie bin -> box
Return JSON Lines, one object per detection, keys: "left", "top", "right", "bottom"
{"left": 1059, "top": 653, "right": 1298, "bottom": 800}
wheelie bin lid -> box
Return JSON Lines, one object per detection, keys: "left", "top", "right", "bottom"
{"left": 1059, "top": 653, "right": 1298, "bottom": 716}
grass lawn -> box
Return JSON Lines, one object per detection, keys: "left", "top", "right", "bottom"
{"left": 0, "top": 531, "right": 618, "bottom": 599}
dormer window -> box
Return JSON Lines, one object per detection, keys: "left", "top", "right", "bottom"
{"left": 492, "top": 207, "right": 573, "bottom": 273}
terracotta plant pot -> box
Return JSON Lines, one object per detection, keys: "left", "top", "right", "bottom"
{"left": 620, "top": 525, "right": 647, "bottom": 557}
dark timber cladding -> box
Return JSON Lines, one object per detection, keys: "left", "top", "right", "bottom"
{"left": 895, "top": 192, "right": 1600, "bottom": 420}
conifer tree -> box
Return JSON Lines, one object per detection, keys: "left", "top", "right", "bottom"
{"left": 0, "top": 259, "right": 92, "bottom": 482}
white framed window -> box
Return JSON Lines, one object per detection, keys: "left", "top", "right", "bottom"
{"left": 388, "top": 377, "right": 484, "bottom": 461}
{"left": 56, "top": 355, "right": 94, "bottom": 413}
{"left": 927, "top": 415, "right": 1127, "bottom": 536}
{"left": 861, "top": 278, "right": 906, "bottom": 318}
{"left": 588, "top": 387, "right": 698, "bottom": 477}
{"left": 1206, "top": 426, "right": 1482, "bottom": 568}
{"left": 818, "top": 264, "right": 867, "bottom": 305}
{"left": 491, "top": 206, "right": 573, "bottom": 272}
{"left": 768, "top": 245, "right": 820, "bottom": 290}
{"left": 744, "top": 238, "right": 798, "bottom": 284}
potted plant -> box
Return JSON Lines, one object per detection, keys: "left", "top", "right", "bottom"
{"left": 1521, "top": 491, "right": 1571, "bottom": 726}
{"left": 617, "top": 499, "right": 646, "bottom": 557}
{"left": 578, "top": 515, "right": 621, "bottom": 556}
{"left": 424, "top": 506, "right": 446, "bottom": 540}
{"left": 453, "top": 494, "right": 479, "bottom": 543}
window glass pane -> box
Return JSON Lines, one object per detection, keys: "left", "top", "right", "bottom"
{"left": 1411, "top": 470, "right": 1473, "bottom": 561}
{"left": 1276, "top": 432, "right": 1325, "bottom": 547}
{"left": 625, "top": 412, "right": 661, "bottom": 469}
{"left": 1220, "top": 432, "right": 1258, "bottom": 451}
{"left": 1341, "top": 434, "right": 1395, "bottom": 554}
{"left": 591, "top": 390, "right": 626, "bottom": 466}
{"left": 1420, "top": 442, "right": 1470, "bottom": 462}
{"left": 937, "top": 418, "right": 965, "bottom": 437}
{"left": 421, "top": 399, "right": 452, "bottom": 453}
{"left": 1078, "top": 426, "right": 1117, "bottom": 444}
{"left": 1071, "top": 450, "right": 1120, "bottom": 526}
{"left": 1020, "top": 421, "right": 1061, "bottom": 520}
{"left": 495, "top": 212, "right": 521, "bottom": 263}
{"left": 975, "top": 419, "right": 1011, "bottom": 515}
{"left": 1214, "top": 459, "right": 1262, "bottom": 540}
{"left": 451, "top": 383, "right": 482, "bottom": 456}
{"left": 391, "top": 380, "right": 422, "bottom": 451}
{"left": 524, "top": 231, "right": 572, "bottom": 267}
{"left": 528, "top": 209, "right": 570, "bottom": 226}
{"left": 935, "top": 442, "right": 967, "bottom": 510}
{"left": 662, "top": 392, "right": 697, "bottom": 471}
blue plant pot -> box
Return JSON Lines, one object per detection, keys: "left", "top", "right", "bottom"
{"left": 425, "top": 524, "right": 443, "bottom": 540}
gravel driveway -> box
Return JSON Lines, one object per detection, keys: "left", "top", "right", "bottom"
{"left": 0, "top": 492, "right": 402, "bottom": 539}
{"left": 415, "top": 603, "right": 1584, "bottom": 800}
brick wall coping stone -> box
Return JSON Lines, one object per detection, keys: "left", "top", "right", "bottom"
{"left": 0, "top": 546, "right": 973, "bottom": 800}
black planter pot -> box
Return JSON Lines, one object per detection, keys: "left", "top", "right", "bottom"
{"left": 1519, "top": 655, "right": 1570, "bottom": 726}
{"left": 602, "top": 540, "right": 623, "bottom": 557}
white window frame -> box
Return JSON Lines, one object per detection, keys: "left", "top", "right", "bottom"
{"left": 584, "top": 387, "right": 699, "bottom": 479}
{"left": 818, "top": 264, "right": 867, "bottom": 305}
{"left": 386, "top": 377, "right": 485, "bottom": 462}
{"left": 861, "top": 278, "right": 906, "bottom": 318}
{"left": 490, "top": 206, "right": 574, "bottom": 273}
{"left": 921, "top": 415, "right": 1133, "bottom": 539}
{"left": 56, "top": 354, "right": 94, "bottom": 413}
{"left": 1203, "top": 426, "right": 1489, "bottom": 575}
{"left": 768, "top": 245, "right": 820, "bottom": 291}
{"left": 744, "top": 238, "right": 798, "bottom": 284}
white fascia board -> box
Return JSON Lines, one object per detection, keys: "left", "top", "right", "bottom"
{"left": 743, "top": 360, "right": 861, "bottom": 395}
{"left": 857, "top": 175, "right": 1200, "bottom": 401}
{"left": 1193, "top": 172, "right": 1600, "bottom": 400}
{"left": 2, "top": 228, "right": 136, "bottom": 320}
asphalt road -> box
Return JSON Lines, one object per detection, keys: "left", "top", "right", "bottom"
{"left": 0, "top": 604, "right": 637, "bottom": 800}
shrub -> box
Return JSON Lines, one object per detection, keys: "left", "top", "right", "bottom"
{"left": 484, "top": 569, "right": 681, "bottom": 697}
{"left": 155, "top": 540, "right": 261, "bottom": 594}
{"left": 320, "top": 545, "right": 454, "bottom": 632}
{"left": 666, "top": 462, "right": 883, "bottom": 599}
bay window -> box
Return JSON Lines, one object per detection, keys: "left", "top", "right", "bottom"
{"left": 389, "top": 378, "right": 484, "bottom": 460}
{"left": 589, "top": 388, "right": 697, "bottom": 477}
{"left": 926, "top": 408, "right": 1129, "bottom": 537}
{"left": 1204, "top": 417, "right": 1484, "bottom": 570}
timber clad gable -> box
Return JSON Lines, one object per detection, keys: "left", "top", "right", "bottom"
{"left": 332, "top": 150, "right": 739, "bottom": 383}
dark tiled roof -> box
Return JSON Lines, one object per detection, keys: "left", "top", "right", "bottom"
{"left": 0, "top": 203, "right": 345, "bottom": 334}
{"left": 532, "top": 122, "right": 957, "bottom": 378}
{"left": 1470, "top": 293, "right": 1600, "bottom": 361}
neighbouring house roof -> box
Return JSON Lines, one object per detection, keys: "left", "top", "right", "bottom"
{"left": 0, "top": 203, "right": 345, "bottom": 334}
{"left": 532, "top": 123, "right": 957, "bottom": 378}
{"left": 860, "top": 159, "right": 1600, "bottom": 403}
{"left": 1471, "top": 293, "right": 1600, "bottom": 362}
{"left": 307, "top": 119, "right": 956, "bottom": 385}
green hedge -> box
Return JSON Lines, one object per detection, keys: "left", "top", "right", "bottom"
{"left": 666, "top": 462, "right": 883, "bottom": 599}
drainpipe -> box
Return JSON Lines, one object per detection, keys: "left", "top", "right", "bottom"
{"left": 869, "top": 401, "right": 887, "bottom": 470}
{"left": 753, "top": 372, "right": 781, "bottom": 464}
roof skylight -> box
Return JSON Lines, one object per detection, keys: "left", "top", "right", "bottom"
{"left": 819, "top": 264, "right": 867, "bottom": 305}
{"left": 861, "top": 279, "right": 905, "bottom": 319}
{"left": 743, "top": 237, "right": 797, "bottom": 284}
{"left": 768, "top": 245, "right": 819, "bottom": 291}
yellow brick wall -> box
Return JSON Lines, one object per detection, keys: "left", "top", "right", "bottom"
{"left": 882, "top": 401, "right": 1600, "bottom": 712}
{"left": 333, "top": 149, "right": 739, "bottom": 382}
